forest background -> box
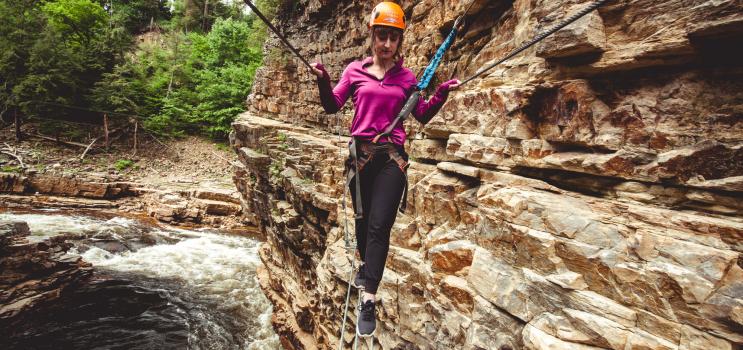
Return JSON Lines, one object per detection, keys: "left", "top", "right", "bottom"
{"left": 0, "top": 0, "right": 292, "bottom": 141}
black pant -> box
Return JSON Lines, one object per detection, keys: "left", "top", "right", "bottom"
{"left": 349, "top": 152, "right": 406, "bottom": 294}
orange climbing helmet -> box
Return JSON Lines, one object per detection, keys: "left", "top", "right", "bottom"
{"left": 369, "top": 2, "right": 406, "bottom": 31}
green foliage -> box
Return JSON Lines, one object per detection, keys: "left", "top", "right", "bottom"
{"left": 215, "top": 143, "right": 230, "bottom": 152}
{"left": 1, "top": 0, "right": 130, "bottom": 120}
{"left": 205, "top": 18, "right": 257, "bottom": 67}
{"left": 103, "top": 0, "right": 171, "bottom": 34}
{"left": 193, "top": 61, "right": 258, "bottom": 138}
{"left": 143, "top": 92, "right": 193, "bottom": 137}
{"left": 43, "top": 0, "right": 107, "bottom": 45}
{"left": 13, "top": 29, "right": 85, "bottom": 115}
{"left": 142, "top": 18, "right": 263, "bottom": 139}
{"left": 0, "top": 1, "right": 43, "bottom": 106}
{"left": 114, "top": 159, "right": 134, "bottom": 171}
{"left": 300, "top": 175, "right": 313, "bottom": 185}
{"left": 1, "top": 0, "right": 278, "bottom": 142}
{"left": 89, "top": 61, "right": 147, "bottom": 116}
{"left": 277, "top": 132, "right": 289, "bottom": 150}
{"left": 170, "top": 0, "right": 250, "bottom": 33}
{"left": 0, "top": 166, "right": 23, "bottom": 173}
{"left": 269, "top": 158, "right": 283, "bottom": 180}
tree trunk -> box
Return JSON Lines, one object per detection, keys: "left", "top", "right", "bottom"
{"left": 133, "top": 120, "right": 138, "bottom": 154}
{"left": 14, "top": 108, "right": 21, "bottom": 142}
{"left": 103, "top": 113, "right": 109, "bottom": 150}
{"left": 184, "top": 0, "right": 191, "bottom": 33}
{"left": 203, "top": 0, "right": 209, "bottom": 32}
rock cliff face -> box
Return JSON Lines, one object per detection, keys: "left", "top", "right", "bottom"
{"left": 0, "top": 221, "right": 93, "bottom": 328}
{"left": 231, "top": 0, "right": 743, "bottom": 349}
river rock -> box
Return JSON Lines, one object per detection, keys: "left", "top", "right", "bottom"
{"left": 0, "top": 220, "right": 92, "bottom": 326}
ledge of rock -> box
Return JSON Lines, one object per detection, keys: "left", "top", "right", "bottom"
{"left": 1, "top": 172, "right": 249, "bottom": 228}
{"left": 0, "top": 220, "right": 93, "bottom": 328}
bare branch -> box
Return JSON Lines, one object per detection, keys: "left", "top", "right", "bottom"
{"left": 80, "top": 137, "right": 100, "bottom": 160}
{"left": 1, "top": 142, "right": 26, "bottom": 169}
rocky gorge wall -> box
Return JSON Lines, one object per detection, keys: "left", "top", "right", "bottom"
{"left": 0, "top": 221, "right": 92, "bottom": 329}
{"left": 230, "top": 0, "right": 743, "bottom": 349}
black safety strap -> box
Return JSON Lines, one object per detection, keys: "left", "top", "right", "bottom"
{"left": 242, "top": 0, "right": 314, "bottom": 71}
{"left": 346, "top": 138, "right": 364, "bottom": 219}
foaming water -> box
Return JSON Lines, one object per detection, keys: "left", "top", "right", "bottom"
{"left": 80, "top": 232, "right": 275, "bottom": 349}
{"left": 1, "top": 211, "right": 279, "bottom": 350}
{"left": 0, "top": 212, "right": 141, "bottom": 242}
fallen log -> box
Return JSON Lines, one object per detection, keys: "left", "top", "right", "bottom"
{"left": 27, "top": 133, "right": 89, "bottom": 148}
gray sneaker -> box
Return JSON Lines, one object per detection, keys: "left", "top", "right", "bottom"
{"left": 356, "top": 299, "right": 376, "bottom": 337}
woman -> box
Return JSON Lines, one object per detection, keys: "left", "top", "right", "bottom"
{"left": 309, "top": 1, "right": 459, "bottom": 337}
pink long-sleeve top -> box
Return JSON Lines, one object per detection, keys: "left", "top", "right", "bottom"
{"left": 316, "top": 57, "right": 450, "bottom": 146}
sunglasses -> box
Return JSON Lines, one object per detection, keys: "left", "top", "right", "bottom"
{"left": 375, "top": 28, "right": 401, "bottom": 42}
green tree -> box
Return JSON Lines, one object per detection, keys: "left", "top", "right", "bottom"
{"left": 89, "top": 61, "right": 147, "bottom": 116}
{"left": 0, "top": 0, "right": 45, "bottom": 120}
{"left": 19, "top": 0, "right": 116, "bottom": 119}
{"left": 170, "top": 0, "right": 247, "bottom": 33}
{"left": 192, "top": 18, "right": 261, "bottom": 137}
{"left": 43, "top": 0, "right": 107, "bottom": 46}
{"left": 101, "top": 0, "right": 172, "bottom": 34}
{"left": 193, "top": 64, "right": 258, "bottom": 138}
{"left": 2, "top": 0, "right": 279, "bottom": 141}
{"left": 157, "top": 18, "right": 262, "bottom": 139}
{"left": 203, "top": 17, "right": 259, "bottom": 67}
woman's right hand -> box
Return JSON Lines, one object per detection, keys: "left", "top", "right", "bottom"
{"left": 310, "top": 62, "right": 326, "bottom": 78}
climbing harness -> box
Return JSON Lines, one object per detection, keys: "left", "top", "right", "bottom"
{"left": 345, "top": 139, "right": 410, "bottom": 219}
{"left": 242, "top": 0, "right": 314, "bottom": 71}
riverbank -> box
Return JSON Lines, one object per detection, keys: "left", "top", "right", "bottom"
{"left": 1, "top": 125, "right": 251, "bottom": 230}
{"left": 0, "top": 125, "right": 279, "bottom": 348}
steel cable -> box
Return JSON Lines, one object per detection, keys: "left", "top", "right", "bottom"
{"left": 460, "top": 0, "right": 611, "bottom": 86}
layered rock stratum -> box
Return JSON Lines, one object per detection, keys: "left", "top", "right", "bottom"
{"left": 0, "top": 221, "right": 93, "bottom": 329}
{"left": 230, "top": 0, "right": 743, "bottom": 349}
{"left": 0, "top": 172, "right": 244, "bottom": 226}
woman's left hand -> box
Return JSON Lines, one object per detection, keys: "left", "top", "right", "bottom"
{"left": 438, "top": 79, "right": 461, "bottom": 92}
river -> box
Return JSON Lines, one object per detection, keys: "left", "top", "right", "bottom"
{"left": 1, "top": 209, "right": 279, "bottom": 350}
